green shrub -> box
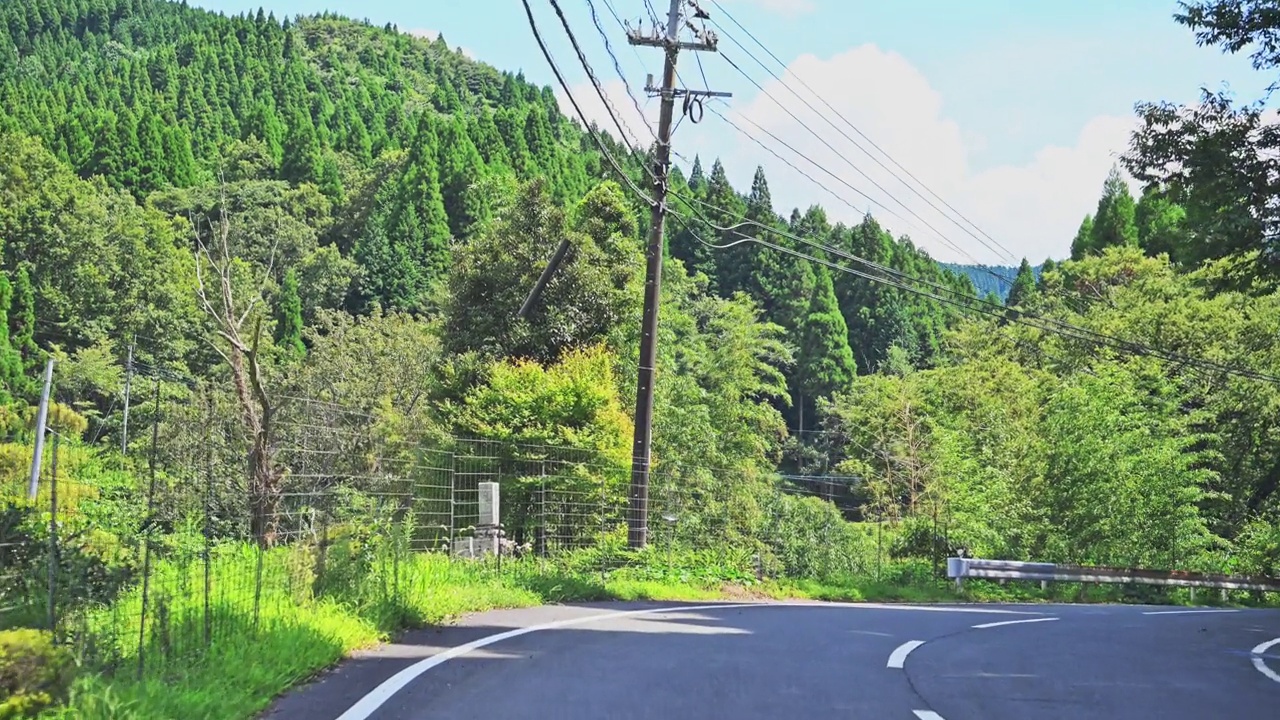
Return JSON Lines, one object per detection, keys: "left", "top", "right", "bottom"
{"left": 0, "top": 629, "right": 75, "bottom": 719}
{"left": 756, "top": 492, "right": 875, "bottom": 580}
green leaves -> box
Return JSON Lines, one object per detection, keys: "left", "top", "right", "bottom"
{"left": 442, "top": 178, "right": 641, "bottom": 364}
{"left": 1005, "top": 258, "right": 1037, "bottom": 308}
{"left": 274, "top": 268, "right": 304, "bottom": 362}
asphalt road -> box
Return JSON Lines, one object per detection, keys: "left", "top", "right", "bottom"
{"left": 266, "top": 601, "right": 1280, "bottom": 720}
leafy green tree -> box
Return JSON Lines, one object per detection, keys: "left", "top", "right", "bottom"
{"left": 1040, "top": 361, "right": 1214, "bottom": 568}
{"left": 1135, "top": 189, "right": 1188, "bottom": 263}
{"left": 442, "top": 178, "right": 641, "bottom": 363}
{"left": 1037, "top": 258, "right": 1058, "bottom": 291}
{"left": 1124, "top": 1, "right": 1280, "bottom": 284}
{"left": 436, "top": 115, "right": 488, "bottom": 239}
{"left": 281, "top": 107, "right": 322, "bottom": 185}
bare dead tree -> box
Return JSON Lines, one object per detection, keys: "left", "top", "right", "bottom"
{"left": 192, "top": 195, "right": 282, "bottom": 548}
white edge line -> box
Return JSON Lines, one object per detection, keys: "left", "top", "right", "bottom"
{"left": 335, "top": 603, "right": 756, "bottom": 720}
{"left": 336, "top": 601, "right": 1031, "bottom": 720}
{"left": 913, "top": 711, "right": 946, "bottom": 720}
{"left": 1142, "top": 609, "right": 1241, "bottom": 615}
{"left": 1251, "top": 637, "right": 1280, "bottom": 685}
{"left": 972, "top": 617, "right": 1060, "bottom": 629}
{"left": 887, "top": 640, "right": 926, "bottom": 669}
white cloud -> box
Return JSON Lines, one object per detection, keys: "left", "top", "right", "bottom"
{"left": 553, "top": 42, "right": 1139, "bottom": 264}
{"left": 715, "top": 44, "right": 1141, "bottom": 264}
{"left": 555, "top": 77, "right": 657, "bottom": 150}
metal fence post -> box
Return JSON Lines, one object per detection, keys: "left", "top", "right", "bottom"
{"left": 137, "top": 377, "right": 161, "bottom": 679}
{"left": 202, "top": 393, "right": 214, "bottom": 648}
{"left": 46, "top": 433, "right": 59, "bottom": 635}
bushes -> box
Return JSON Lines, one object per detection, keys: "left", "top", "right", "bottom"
{"left": 0, "top": 629, "right": 75, "bottom": 719}
{"left": 756, "top": 492, "right": 876, "bottom": 581}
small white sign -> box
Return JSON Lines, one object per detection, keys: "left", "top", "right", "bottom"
{"left": 478, "top": 481, "right": 500, "bottom": 527}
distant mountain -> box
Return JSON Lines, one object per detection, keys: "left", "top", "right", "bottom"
{"left": 941, "top": 263, "right": 1036, "bottom": 302}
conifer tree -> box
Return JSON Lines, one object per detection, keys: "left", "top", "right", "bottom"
{"left": 0, "top": 272, "right": 28, "bottom": 401}
{"left": 1006, "top": 258, "right": 1036, "bottom": 307}
{"left": 1070, "top": 214, "right": 1095, "bottom": 261}
{"left": 1088, "top": 166, "right": 1138, "bottom": 254}
{"left": 276, "top": 267, "right": 305, "bottom": 360}
{"left": 797, "top": 266, "right": 856, "bottom": 402}
{"left": 10, "top": 265, "right": 37, "bottom": 377}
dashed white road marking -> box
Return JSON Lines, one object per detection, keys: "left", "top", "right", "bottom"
{"left": 887, "top": 640, "right": 926, "bottom": 669}
{"left": 335, "top": 601, "right": 1031, "bottom": 720}
{"left": 1251, "top": 637, "right": 1280, "bottom": 685}
{"left": 913, "top": 711, "right": 946, "bottom": 720}
{"left": 1142, "top": 609, "right": 1240, "bottom": 615}
{"left": 972, "top": 617, "right": 1060, "bottom": 630}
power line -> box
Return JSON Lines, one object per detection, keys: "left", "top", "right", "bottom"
{"left": 583, "top": 0, "right": 656, "bottom": 144}
{"left": 665, "top": 200, "right": 1280, "bottom": 385}
{"left": 520, "top": 0, "right": 653, "bottom": 206}
{"left": 704, "top": 0, "right": 1021, "bottom": 267}
{"left": 706, "top": 102, "right": 986, "bottom": 266}
{"left": 545, "top": 8, "right": 1280, "bottom": 386}
{"left": 549, "top": 0, "right": 646, "bottom": 150}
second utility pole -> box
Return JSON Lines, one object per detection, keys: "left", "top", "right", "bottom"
{"left": 626, "top": 0, "right": 725, "bottom": 548}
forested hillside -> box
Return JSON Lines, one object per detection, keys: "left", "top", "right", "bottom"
{"left": 0, "top": 0, "right": 977, "bottom": 427}
{"left": 941, "top": 263, "right": 1019, "bottom": 301}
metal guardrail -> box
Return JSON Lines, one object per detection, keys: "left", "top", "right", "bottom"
{"left": 947, "top": 557, "right": 1280, "bottom": 593}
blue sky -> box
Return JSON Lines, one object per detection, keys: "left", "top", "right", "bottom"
{"left": 191, "top": 0, "right": 1268, "bottom": 263}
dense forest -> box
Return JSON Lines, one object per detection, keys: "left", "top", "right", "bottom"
{"left": 0, "top": 0, "right": 997, "bottom": 469}
{"left": 0, "top": 0, "right": 1277, "bottom": 650}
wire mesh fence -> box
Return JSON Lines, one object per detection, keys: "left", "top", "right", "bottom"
{"left": 0, "top": 380, "right": 903, "bottom": 683}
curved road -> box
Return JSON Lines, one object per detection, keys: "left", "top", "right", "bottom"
{"left": 267, "top": 601, "right": 1280, "bottom": 720}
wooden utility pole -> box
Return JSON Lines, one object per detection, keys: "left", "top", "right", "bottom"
{"left": 626, "top": 0, "right": 728, "bottom": 548}
{"left": 121, "top": 342, "right": 134, "bottom": 454}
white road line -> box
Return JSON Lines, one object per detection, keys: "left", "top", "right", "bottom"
{"left": 1142, "top": 609, "right": 1240, "bottom": 615}
{"left": 1252, "top": 637, "right": 1280, "bottom": 685}
{"left": 335, "top": 601, "right": 1023, "bottom": 720}
{"left": 887, "top": 640, "right": 926, "bottom": 669}
{"left": 913, "top": 711, "right": 946, "bottom": 720}
{"left": 972, "top": 617, "right": 1060, "bottom": 630}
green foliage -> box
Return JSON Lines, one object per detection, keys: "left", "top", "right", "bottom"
{"left": 1005, "top": 258, "right": 1037, "bottom": 307}
{"left": 453, "top": 344, "right": 631, "bottom": 458}
{"left": 0, "top": 629, "right": 75, "bottom": 719}
{"left": 0, "top": 273, "right": 26, "bottom": 402}
{"left": 1070, "top": 214, "right": 1094, "bottom": 261}
{"left": 1122, "top": 2, "right": 1280, "bottom": 285}
{"left": 275, "top": 268, "right": 305, "bottom": 361}
{"left": 1040, "top": 361, "right": 1215, "bottom": 567}
{"left": 1135, "top": 189, "right": 1188, "bottom": 262}
{"left": 1088, "top": 167, "right": 1139, "bottom": 255}
{"left": 8, "top": 267, "right": 36, "bottom": 380}
{"left": 756, "top": 492, "right": 875, "bottom": 580}
{"left": 443, "top": 179, "right": 641, "bottom": 364}
{"left": 796, "top": 266, "right": 856, "bottom": 409}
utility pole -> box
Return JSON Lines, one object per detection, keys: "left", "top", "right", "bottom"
{"left": 121, "top": 342, "right": 134, "bottom": 455}
{"left": 27, "top": 358, "right": 54, "bottom": 500}
{"left": 625, "top": 0, "right": 728, "bottom": 548}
